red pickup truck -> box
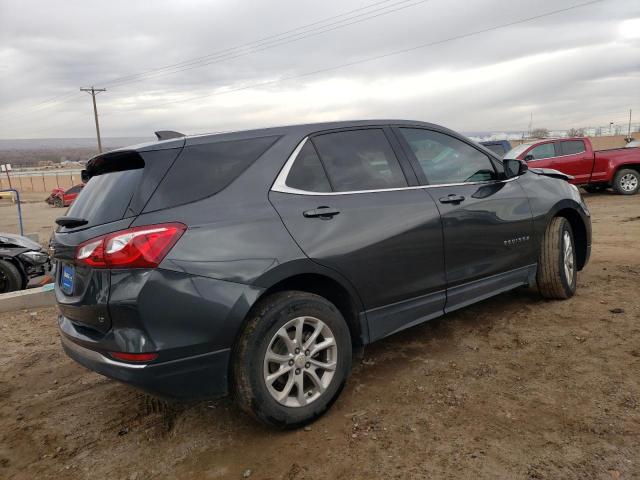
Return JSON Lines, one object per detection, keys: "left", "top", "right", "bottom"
{"left": 505, "top": 137, "right": 640, "bottom": 195}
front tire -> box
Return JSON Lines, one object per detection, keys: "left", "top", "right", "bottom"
{"left": 232, "top": 291, "right": 352, "bottom": 428}
{"left": 612, "top": 168, "right": 639, "bottom": 195}
{"left": 54, "top": 196, "right": 64, "bottom": 208}
{"left": 0, "top": 259, "right": 23, "bottom": 293}
{"left": 536, "top": 217, "right": 577, "bottom": 300}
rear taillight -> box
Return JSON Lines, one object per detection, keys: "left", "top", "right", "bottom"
{"left": 75, "top": 223, "right": 186, "bottom": 269}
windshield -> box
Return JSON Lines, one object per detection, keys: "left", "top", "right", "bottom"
{"left": 504, "top": 143, "right": 531, "bottom": 159}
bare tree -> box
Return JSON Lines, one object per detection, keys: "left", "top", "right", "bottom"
{"left": 567, "top": 128, "right": 585, "bottom": 137}
{"left": 530, "top": 128, "right": 550, "bottom": 138}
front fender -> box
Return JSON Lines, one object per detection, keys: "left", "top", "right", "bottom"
{"left": 517, "top": 173, "right": 591, "bottom": 269}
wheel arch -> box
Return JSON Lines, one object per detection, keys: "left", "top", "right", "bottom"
{"left": 227, "top": 262, "right": 367, "bottom": 396}
{"left": 614, "top": 163, "right": 640, "bottom": 176}
{"left": 550, "top": 207, "right": 589, "bottom": 271}
{"left": 245, "top": 259, "right": 367, "bottom": 348}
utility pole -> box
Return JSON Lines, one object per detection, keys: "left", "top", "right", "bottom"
{"left": 80, "top": 86, "right": 106, "bottom": 153}
{"left": 628, "top": 109, "right": 633, "bottom": 139}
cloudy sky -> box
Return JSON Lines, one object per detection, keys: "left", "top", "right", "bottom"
{"left": 0, "top": 0, "right": 639, "bottom": 139}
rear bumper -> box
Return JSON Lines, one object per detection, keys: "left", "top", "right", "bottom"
{"left": 60, "top": 333, "right": 230, "bottom": 399}
{"left": 56, "top": 269, "right": 265, "bottom": 399}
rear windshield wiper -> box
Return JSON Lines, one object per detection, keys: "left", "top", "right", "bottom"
{"left": 55, "top": 217, "right": 89, "bottom": 228}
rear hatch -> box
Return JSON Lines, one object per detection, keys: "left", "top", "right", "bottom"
{"left": 52, "top": 139, "right": 184, "bottom": 333}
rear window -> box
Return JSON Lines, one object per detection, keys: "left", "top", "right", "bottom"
{"left": 64, "top": 148, "right": 182, "bottom": 229}
{"left": 145, "top": 135, "right": 279, "bottom": 211}
{"left": 65, "top": 168, "right": 143, "bottom": 226}
{"left": 559, "top": 140, "right": 585, "bottom": 156}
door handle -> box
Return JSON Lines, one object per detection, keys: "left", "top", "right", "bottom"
{"left": 438, "top": 194, "right": 465, "bottom": 204}
{"left": 303, "top": 206, "right": 341, "bottom": 218}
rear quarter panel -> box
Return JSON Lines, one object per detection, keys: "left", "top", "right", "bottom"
{"left": 594, "top": 147, "right": 640, "bottom": 182}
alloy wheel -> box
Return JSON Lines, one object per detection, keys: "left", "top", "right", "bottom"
{"left": 620, "top": 173, "right": 638, "bottom": 193}
{"left": 563, "top": 231, "right": 574, "bottom": 285}
{"left": 263, "top": 316, "right": 337, "bottom": 408}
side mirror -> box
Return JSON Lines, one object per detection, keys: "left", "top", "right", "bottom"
{"left": 503, "top": 158, "right": 528, "bottom": 178}
{"left": 524, "top": 154, "right": 534, "bottom": 161}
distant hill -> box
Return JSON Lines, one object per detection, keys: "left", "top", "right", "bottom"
{"left": 0, "top": 137, "right": 154, "bottom": 167}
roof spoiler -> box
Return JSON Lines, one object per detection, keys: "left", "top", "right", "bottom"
{"left": 155, "top": 130, "right": 185, "bottom": 141}
{"left": 81, "top": 149, "right": 144, "bottom": 183}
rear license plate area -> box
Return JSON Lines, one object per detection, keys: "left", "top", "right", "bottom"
{"left": 61, "top": 264, "right": 74, "bottom": 294}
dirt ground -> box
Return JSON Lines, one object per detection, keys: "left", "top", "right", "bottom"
{"left": 0, "top": 192, "right": 638, "bottom": 479}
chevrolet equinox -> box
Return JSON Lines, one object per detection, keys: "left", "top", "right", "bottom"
{"left": 52, "top": 120, "right": 591, "bottom": 427}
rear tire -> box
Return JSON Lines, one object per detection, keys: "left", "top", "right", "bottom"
{"left": 536, "top": 217, "right": 577, "bottom": 300}
{"left": 232, "top": 291, "right": 352, "bottom": 428}
{"left": 612, "top": 168, "right": 639, "bottom": 195}
{"left": 0, "top": 260, "right": 23, "bottom": 293}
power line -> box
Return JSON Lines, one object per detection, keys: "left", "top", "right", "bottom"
{"left": 3, "top": 0, "right": 606, "bottom": 136}
{"left": 0, "top": 92, "right": 83, "bottom": 124}
{"left": 0, "top": 0, "right": 427, "bottom": 124}
{"left": 25, "top": 91, "right": 81, "bottom": 110}
{"left": 119, "top": 0, "right": 604, "bottom": 112}
{"left": 102, "top": 0, "right": 432, "bottom": 89}
{"left": 100, "top": 0, "right": 422, "bottom": 87}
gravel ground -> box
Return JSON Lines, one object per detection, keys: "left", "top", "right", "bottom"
{"left": 0, "top": 192, "right": 638, "bottom": 479}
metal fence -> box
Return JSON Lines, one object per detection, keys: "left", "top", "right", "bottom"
{"left": 0, "top": 170, "right": 83, "bottom": 193}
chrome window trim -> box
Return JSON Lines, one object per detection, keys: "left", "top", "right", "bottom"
{"left": 271, "top": 137, "right": 518, "bottom": 196}
{"left": 527, "top": 149, "right": 586, "bottom": 162}
{"left": 526, "top": 140, "right": 586, "bottom": 162}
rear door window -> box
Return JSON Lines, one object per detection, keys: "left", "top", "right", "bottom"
{"left": 559, "top": 140, "right": 585, "bottom": 156}
{"left": 145, "top": 135, "right": 279, "bottom": 211}
{"left": 286, "top": 141, "right": 332, "bottom": 192}
{"left": 311, "top": 129, "right": 407, "bottom": 192}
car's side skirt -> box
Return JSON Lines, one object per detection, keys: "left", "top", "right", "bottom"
{"left": 363, "top": 264, "right": 537, "bottom": 344}
{"left": 445, "top": 264, "right": 536, "bottom": 314}
{"left": 365, "top": 290, "right": 446, "bottom": 343}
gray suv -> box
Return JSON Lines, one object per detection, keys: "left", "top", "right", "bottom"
{"left": 52, "top": 120, "right": 591, "bottom": 428}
